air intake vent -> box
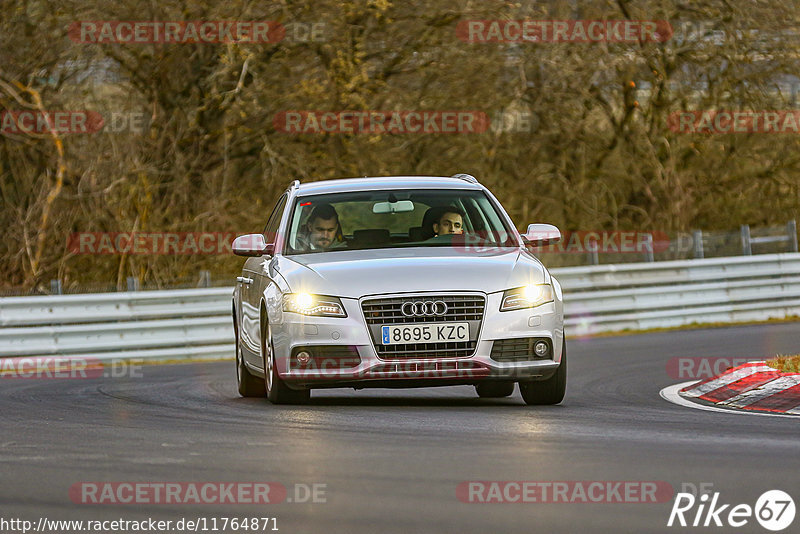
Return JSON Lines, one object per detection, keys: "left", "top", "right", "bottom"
{"left": 490, "top": 338, "right": 551, "bottom": 362}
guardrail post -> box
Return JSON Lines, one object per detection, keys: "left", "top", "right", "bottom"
{"left": 741, "top": 224, "right": 752, "bottom": 255}
{"left": 126, "top": 277, "right": 140, "bottom": 291}
{"left": 642, "top": 233, "right": 654, "bottom": 262}
{"left": 50, "top": 279, "right": 62, "bottom": 295}
{"left": 788, "top": 220, "right": 798, "bottom": 253}
{"left": 692, "top": 230, "right": 704, "bottom": 259}
{"left": 199, "top": 270, "right": 211, "bottom": 288}
{"left": 587, "top": 241, "right": 599, "bottom": 265}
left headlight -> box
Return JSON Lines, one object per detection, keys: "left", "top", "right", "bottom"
{"left": 500, "top": 284, "right": 554, "bottom": 312}
{"left": 283, "top": 293, "right": 347, "bottom": 317}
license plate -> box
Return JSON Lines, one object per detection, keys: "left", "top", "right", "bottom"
{"left": 381, "top": 323, "right": 469, "bottom": 345}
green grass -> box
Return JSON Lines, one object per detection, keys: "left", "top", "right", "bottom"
{"left": 766, "top": 354, "right": 800, "bottom": 373}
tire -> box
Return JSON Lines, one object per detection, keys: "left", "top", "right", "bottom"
{"left": 519, "top": 340, "right": 567, "bottom": 405}
{"left": 475, "top": 381, "right": 515, "bottom": 398}
{"left": 236, "top": 332, "right": 266, "bottom": 397}
{"left": 262, "top": 321, "right": 310, "bottom": 405}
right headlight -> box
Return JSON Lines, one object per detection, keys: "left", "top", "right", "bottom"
{"left": 282, "top": 293, "right": 347, "bottom": 317}
{"left": 500, "top": 284, "right": 554, "bottom": 312}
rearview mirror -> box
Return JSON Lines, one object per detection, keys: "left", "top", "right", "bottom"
{"left": 232, "top": 234, "right": 274, "bottom": 256}
{"left": 373, "top": 200, "right": 414, "bottom": 214}
{"left": 522, "top": 224, "right": 561, "bottom": 246}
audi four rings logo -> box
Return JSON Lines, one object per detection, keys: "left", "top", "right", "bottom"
{"left": 401, "top": 300, "right": 448, "bottom": 317}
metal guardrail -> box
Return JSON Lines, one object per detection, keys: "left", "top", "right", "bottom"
{"left": 1, "top": 254, "right": 799, "bottom": 362}
{"left": 558, "top": 253, "right": 800, "bottom": 334}
{"left": 0, "top": 287, "right": 232, "bottom": 327}
{"left": 0, "top": 288, "right": 233, "bottom": 362}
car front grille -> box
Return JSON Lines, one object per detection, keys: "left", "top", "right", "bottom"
{"left": 362, "top": 294, "right": 484, "bottom": 324}
{"left": 362, "top": 294, "right": 485, "bottom": 359}
{"left": 490, "top": 338, "right": 551, "bottom": 362}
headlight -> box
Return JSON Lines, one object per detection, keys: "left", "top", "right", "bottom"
{"left": 283, "top": 293, "right": 347, "bottom": 317}
{"left": 500, "top": 284, "right": 554, "bottom": 311}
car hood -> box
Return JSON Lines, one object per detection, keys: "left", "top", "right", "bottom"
{"left": 276, "top": 247, "right": 547, "bottom": 298}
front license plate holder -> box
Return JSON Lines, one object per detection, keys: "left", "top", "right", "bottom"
{"left": 380, "top": 322, "right": 469, "bottom": 345}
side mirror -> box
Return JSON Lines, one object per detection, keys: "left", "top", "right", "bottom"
{"left": 522, "top": 224, "right": 561, "bottom": 246}
{"left": 232, "top": 234, "right": 274, "bottom": 256}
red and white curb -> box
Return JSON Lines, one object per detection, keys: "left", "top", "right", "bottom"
{"left": 660, "top": 361, "right": 800, "bottom": 418}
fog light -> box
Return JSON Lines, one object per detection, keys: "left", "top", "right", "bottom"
{"left": 296, "top": 351, "right": 311, "bottom": 366}
{"left": 534, "top": 341, "right": 549, "bottom": 358}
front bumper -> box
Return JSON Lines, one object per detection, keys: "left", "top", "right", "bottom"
{"left": 270, "top": 292, "right": 564, "bottom": 388}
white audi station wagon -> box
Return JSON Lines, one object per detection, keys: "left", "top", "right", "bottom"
{"left": 232, "top": 174, "right": 565, "bottom": 405}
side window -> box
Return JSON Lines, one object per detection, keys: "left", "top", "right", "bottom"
{"left": 262, "top": 194, "right": 288, "bottom": 243}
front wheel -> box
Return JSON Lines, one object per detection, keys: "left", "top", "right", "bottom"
{"left": 236, "top": 332, "right": 266, "bottom": 397}
{"left": 263, "top": 324, "right": 310, "bottom": 405}
{"left": 519, "top": 340, "right": 566, "bottom": 405}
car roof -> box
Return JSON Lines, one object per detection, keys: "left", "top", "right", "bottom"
{"left": 294, "top": 176, "right": 483, "bottom": 196}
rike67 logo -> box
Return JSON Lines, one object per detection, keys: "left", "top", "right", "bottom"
{"left": 668, "top": 489, "right": 795, "bottom": 531}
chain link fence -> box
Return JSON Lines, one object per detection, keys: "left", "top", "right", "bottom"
{"left": 535, "top": 220, "right": 797, "bottom": 269}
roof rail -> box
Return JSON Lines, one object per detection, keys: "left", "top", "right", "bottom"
{"left": 451, "top": 173, "right": 478, "bottom": 184}
{"left": 287, "top": 180, "right": 300, "bottom": 191}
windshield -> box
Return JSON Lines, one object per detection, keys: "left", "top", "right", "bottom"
{"left": 284, "top": 189, "right": 516, "bottom": 254}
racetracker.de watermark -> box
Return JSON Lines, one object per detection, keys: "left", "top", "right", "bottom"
{"left": 669, "top": 111, "right": 800, "bottom": 134}
{"left": 665, "top": 357, "right": 761, "bottom": 380}
{"left": 69, "top": 482, "right": 327, "bottom": 504}
{"left": 457, "top": 20, "right": 673, "bottom": 43}
{"left": 531, "top": 231, "right": 671, "bottom": 254}
{"left": 457, "top": 481, "right": 674, "bottom": 503}
{"left": 68, "top": 21, "right": 285, "bottom": 43}
{"left": 1, "top": 111, "right": 104, "bottom": 135}
{"left": 444, "top": 231, "right": 671, "bottom": 256}
{"left": 1, "top": 111, "right": 154, "bottom": 135}
{"left": 0, "top": 357, "right": 142, "bottom": 379}
{"left": 68, "top": 232, "right": 240, "bottom": 255}
{"left": 273, "top": 111, "right": 490, "bottom": 134}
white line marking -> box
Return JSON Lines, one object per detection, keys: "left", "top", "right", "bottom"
{"left": 722, "top": 375, "right": 800, "bottom": 408}
{"left": 660, "top": 382, "right": 800, "bottom": 419}
{"left": 681, "top": 364, "right": 774, "bottom": 397}
{"left": 788, "top": 406, "right": 800, "bottom": 415}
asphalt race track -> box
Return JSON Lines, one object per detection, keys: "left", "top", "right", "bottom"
{"left": 2, "top": 322, "right": 799, "bottom": 534}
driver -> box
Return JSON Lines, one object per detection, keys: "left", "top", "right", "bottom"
{"left": 297, "top": 204, "right": 345, "bottom": 251}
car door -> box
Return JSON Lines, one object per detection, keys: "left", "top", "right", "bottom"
{"left": 240, "top": 193, "right": 288, "bottom": 370}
